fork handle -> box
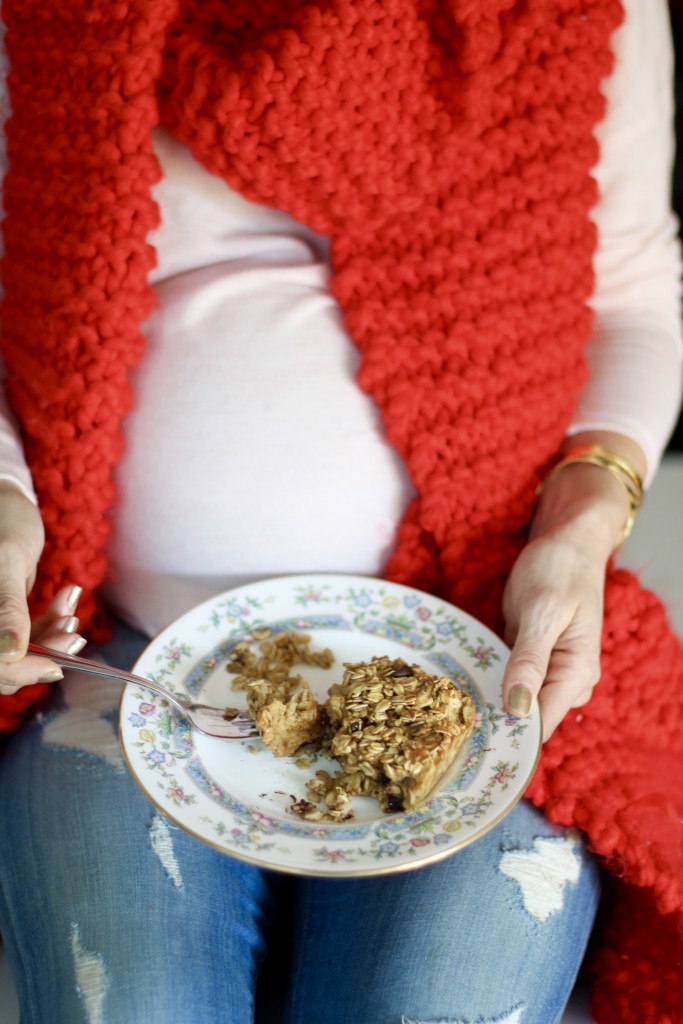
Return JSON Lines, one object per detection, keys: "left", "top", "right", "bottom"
{"left": 27, "top": 642, "right": 255, "bottom": 735}
{"left": 28, "top": 642, "right": 176, "bottom": 702}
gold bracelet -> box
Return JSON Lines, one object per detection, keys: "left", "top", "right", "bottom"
{"left": 536, "top": 444, "right": 644, "bottom": 542}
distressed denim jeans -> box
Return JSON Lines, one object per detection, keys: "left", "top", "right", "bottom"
{"left": 0, "top": 622, "right": 601, "bottom": 1024}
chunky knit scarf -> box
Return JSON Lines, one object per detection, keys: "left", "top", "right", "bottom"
{"left": 1, "top": 1, "right": 682, "bottom": 1018}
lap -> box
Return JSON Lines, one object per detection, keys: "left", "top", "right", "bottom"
{"left": 287, "top": 799, "right": 600, "bottom": 1024}
{"left": 0, "top": 623, "right": 280, "bottom": 1023}
{"left": 0, "top": 622, "right": 600, "bottom": 1024}
{"left": 0, "top": 702, "right": 280, "bottom": 1023}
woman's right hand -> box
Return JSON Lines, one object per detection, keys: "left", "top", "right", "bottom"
{"left": 0, "top": 481, "right": 85, "bottom": 694}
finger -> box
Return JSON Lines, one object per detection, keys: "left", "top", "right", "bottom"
{"left": 56, "top": 584, "right": 83, "bottom": 618}
{"left": 0, "top": 553, "right": 32, "bottom": 661}
{"left": 38, "top": 629, "right": 86, "bottom": 656}
{"left": 30, "top": 585, "right": 83, "bottom": 639}
{"left": 502, "top": 613, "right": 558, "bottom": 719}
{"left": 538, "top": 683, "right": 594, "bottom": 741}
{"left": 33, "top": 614, "right": 80, "bottom": 641}
{"left": 0, "top": 656, "right": 63, "bottom": 694}
{"left": 537, "top": 653, "right": 600, "bottom": 739}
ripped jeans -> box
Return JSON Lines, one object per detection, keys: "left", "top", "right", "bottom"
{"left": 0, "top": 622, "right": 601, "bottom": 1024}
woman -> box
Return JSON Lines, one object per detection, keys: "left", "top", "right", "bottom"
{"left": 0, "top": 0, "right": 681, "bottom": 1021}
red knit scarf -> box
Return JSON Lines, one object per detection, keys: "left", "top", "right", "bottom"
{"left": 1, "top": 1, "right": 682, "bottom": 1018}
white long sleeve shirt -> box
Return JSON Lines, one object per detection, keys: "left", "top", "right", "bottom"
{"left": 1, "top": 0, "right": 681, "bottom": 635}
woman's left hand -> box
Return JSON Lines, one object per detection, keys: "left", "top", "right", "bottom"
{"left": 501, "top": 520, "right": 608, "bottom": 740}
{"left": 501, "top": 442, "right": 642, "bottom": 741}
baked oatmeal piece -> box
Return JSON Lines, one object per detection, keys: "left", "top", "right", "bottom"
{"left": 245, "top": 674, "right": 304, "bottom": 716}
{"left": 323, "top": 656, "right": 475, "bottom": 813}
{"left": 226, "top": 631, "right": 333, "bottom": 757}
{"left": 248, "top": 679, "right": 327, "bottom": 757}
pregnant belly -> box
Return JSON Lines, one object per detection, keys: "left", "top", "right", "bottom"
{"left": 104, "top": 260, "right": 414, "bottom": 634}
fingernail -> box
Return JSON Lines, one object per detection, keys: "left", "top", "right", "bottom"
{"left": 66, "top": 637, "right": 86, "bottom": 655}
{"left": 66, "top": 586, "right": 83, "bottom": 613}
{"left": 0, "top": 630, "right": 20, "bottom": 656}
{"left": 508, "top": 685, "right": 532, "bottom": 716}
{"left": 38, "top": 667, "right": 64, "bottom": 683}
{"left": 63, "top": 617, "right": 79, "bottom": 634}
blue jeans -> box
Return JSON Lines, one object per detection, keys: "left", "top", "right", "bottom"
{"left": 0, "top": 623, "right": 600, "bottom": 1024}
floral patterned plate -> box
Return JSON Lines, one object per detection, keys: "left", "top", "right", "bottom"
{"left": 119, "top": 574, "right": 542, "bottom": 877}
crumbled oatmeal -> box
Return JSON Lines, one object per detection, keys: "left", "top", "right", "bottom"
{"left": 250, "top": 683, "right": 326, "bottom": 758}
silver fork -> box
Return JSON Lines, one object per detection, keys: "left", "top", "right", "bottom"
{"left": 28, "top": 642, "right": 259, "bottom": 740}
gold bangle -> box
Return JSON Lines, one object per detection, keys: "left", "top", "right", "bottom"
{"left": 536, "top": 444, "right": 644, "bottom": 542}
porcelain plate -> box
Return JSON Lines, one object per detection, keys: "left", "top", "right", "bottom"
{"left": 119, "top": 574, "right": 542, "bottom": 877}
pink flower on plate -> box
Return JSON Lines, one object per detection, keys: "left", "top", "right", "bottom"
{"left": 251, "top": 812, "right": 273, "bottom": 828}
{"left": 168, "top": 787, "right": 185, "bottom": 802}
{"left": 415, "top": 607, "right": 432, "bottom": 621}
{"left": 138, "top": 702, "right": 156, "bottom": 716}
{"left": 410, "top": 837, "right": 431, "bottom": 847}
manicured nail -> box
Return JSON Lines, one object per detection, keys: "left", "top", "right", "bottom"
{"left": 0, "top": 630, "right": 20, "bottom": 656}
{"left": 38, "top": 667, "right": 64, "bottom": 683}
{"left": 508, "top": 685, "right": 532, "bottom": 716}
{"left": 63, "top": 617, "right": 79, "bottom": 634}
{"left": 66, "top": 586, "right": 83, "bottom": 613}
{"left": 66, "top": 637, "right": 87, "bottom": 655}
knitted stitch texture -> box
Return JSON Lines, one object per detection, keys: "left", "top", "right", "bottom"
{"left": 1, "top": 1, "right": 682, "bottom": 1019}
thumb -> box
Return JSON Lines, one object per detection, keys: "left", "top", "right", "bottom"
{"left": 502, "top": 617, "right": 554, "bottom": 719}
{"left": 0, "top": 552, "right": 32, "bottom": 662}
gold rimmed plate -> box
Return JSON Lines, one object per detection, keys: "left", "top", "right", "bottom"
{"left": 119, "top": 574, "right": 542, "bottom": 877}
